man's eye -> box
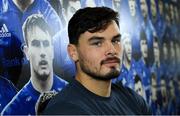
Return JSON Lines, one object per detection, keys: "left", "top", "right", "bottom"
{"left": 43, "top": 40, "right": 50, "bottom": 47}
{"left": 92, "top": 41, "right": 102, "bottom": 47}
{"left": 112, "top": 39, "right": 120, "bottom": 44}
{"left": 31, "top": 40, "right": 40, "bottom": 47}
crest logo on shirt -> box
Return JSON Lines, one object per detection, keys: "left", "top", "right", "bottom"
{"left": 0, "top": 24, "right": 11, "bottom": 38}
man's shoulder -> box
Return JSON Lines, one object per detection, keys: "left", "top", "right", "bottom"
{"left": 113, "top": 82, "right": 143, "bottom": 100}
{"left": 43, "top": 83, "right": 88, "bottom": 114}
{"left": 43, "top": 99, "right": 89, "bottom": 115}
{"left": 112, "top": 83, "right": 152, "bottom": 114}
{"left": 47, "top": 82, "right": 77, "bottom": 104}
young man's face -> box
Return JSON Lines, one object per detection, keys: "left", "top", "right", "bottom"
{"left": 158, "top": 0, "right": 163, "bottom": 15}
{"left": 169, "top": 80, "right": 175, "bottom": 98}
{"left": 113, "top": 0, "right": 121, "bottom": 12}
{"left": 175, "top": 43, "right": 180, "bottom": 61}
{"left": 26, "top": 26, "right": 54, "bottom": 81}
{"left": 161, "top": 79, "right": 168, "bottom": 104}
{"left": 170, "top": 4, "right": 174, "bottom": 21}
{"left": 123, "top": 34, "right": 132, "bottom": 63}
{"left": 151, "top": 75, "right": 157, "bottom": 101}
{"left": 175, "top": 7, "right": 179, "bottom": 22}
{"left": 70, "top": 21, "right": 122, "bottom": 81}
{"left": 150, "top": 0, "right": 157, "bottom": 20}
{"left": 140, "top": 39, "right": 148, "bottom": 59}
{"left": 170, "top": 42, "right": 175, "bottom": 60}
{"left": 153, "top": 40, "right": 160, "bottom": 63}
{"left": 66, "top": 0, "right": 81, "bottom": 21}
{"left": 135, "top": 80, "right": 144, "bottom": 97}
{"left": 128, "top": 0, "right": 136, "bottom": 17}
{"left": 163, "top": 43, "right": 168, "bottom": 61}
{"left": 140, "top": 0, "right": 148, "bottom": 19}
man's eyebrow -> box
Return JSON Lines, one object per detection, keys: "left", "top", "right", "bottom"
{"left": 88, "top": 36, "right": 104, "bottom": 42}
{"left": 113, "top": 34, "right": 121, "bottom": 40}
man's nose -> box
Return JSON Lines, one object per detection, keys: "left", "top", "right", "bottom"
{"left": 40, "top": 53, "right": 46, "bottom": 58}
{"left": 40, "top": 47, "right": 46, "bottom": 58}
{"left": 105, "top": 42, "right": 117, "bottom": 56}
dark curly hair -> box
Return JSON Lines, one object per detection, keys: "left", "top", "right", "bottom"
{"left": 68, "top": 7, "right": 119, "bottom": 45}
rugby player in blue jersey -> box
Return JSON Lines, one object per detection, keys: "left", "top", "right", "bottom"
{"left": 1, "top": 14, "right": 67, "bottom": 115}
{"left": 0, "top": 0, "right": 62, "bottom": 87}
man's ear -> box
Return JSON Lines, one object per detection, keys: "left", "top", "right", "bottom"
{"left": 23, "top": 45, "right": 30, "bottom": 60}
{"left": 67, "top": 44, "right": 78, "bottom": 62}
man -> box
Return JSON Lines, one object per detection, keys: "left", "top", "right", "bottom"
{"left": 43, "top": 7, "right": 151, "bottom": 115}
{"left": 140, "top": 0, "right": 148, "bottom": 22}
{"left": 0, "top": 0, "right": 62, "bottom": 88}
{"left": 161, "top": 39, "right": 169, "bottom": 78}
{"left": 1, "top": 14, "right": 67, "bottom": 115}
{"left": 0, "top": 76, "right": 17, "bottom": 112}
{"left": 160, "top": 76, "right": 168, "bottom": 114}
{"left": 122, "top": 33, "right": 132, "bottom": 70}
{"left": 150, "top": 0, "right": 157, "bottom": 26}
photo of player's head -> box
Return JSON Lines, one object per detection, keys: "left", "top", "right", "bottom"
{"left": 151, "top": 72, "right": 157, "bottom": 102}
{"left": 170, "top": 40, "right": 175, "bottom": 61}
{"left": 134, "top": 74, "right": 145, "bottom": 98}
{"left": 153, "top": 34, "right": 160, "bottom": 65}
{"left": 128, "top": 0, "right": 136, "bottom": 17}
{"left": 164, "top": 3, "right": 170, "bottom": 24}
{"left": 122, "top": 33, "right": 132, "bottom": 65}
{"left": 158, "top": 0, "right": 163, "bottom": 16}
{"left": 169, "top": 3, "right": 175, "bottom": 23}
{"left": 140, "top": 30, "right": 148, "bottom": 63}
{"left": 113, "top": 0, "right": 121, "bottom": 12}
{"left": 62, "top": 0, "right": 81, "bottom": 22}
{"left": 139, "top": 0, "right": 148, "bottom": 21}
{"left": 150, "top": 0, "right": 157, "bottom": 23}
{"left": 175, "top": 41, "right": 180, "bottom": 64}
{"left": 174, "top": 5, "right": 179, "bottom": 23}
{"left": 23, "top": 14, "right": 54, "bottom": 83}
{"left": 162, "top": 40, "right": 168, "bottom": 62}
{"left": 160, "top": 76, "right": 168, "bottom": 107}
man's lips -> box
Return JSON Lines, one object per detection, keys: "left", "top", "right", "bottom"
{"left": 39, "top": 60, "right": 48, "bottom": 69}
{"left": 101, "top": 57, "right": 120, "bottom": 65}
{"left": 39, "top": 60, "right": 48, "bottom": 65}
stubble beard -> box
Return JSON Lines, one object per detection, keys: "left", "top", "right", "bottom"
{"left": 34, "top": 68, "right": 50, "bottom": 82}
{"left": 79, "top": 58, "right": 121, "bottom": 81}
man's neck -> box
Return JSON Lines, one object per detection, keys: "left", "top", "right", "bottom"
{"left": 31, "top": 73, "right": 53, "bottom": 93}
{"left": 75, "top": 71, "right": 111, "bottom": 97}
{"left": 12, "top": 0, "right": 34, "bottom": 12}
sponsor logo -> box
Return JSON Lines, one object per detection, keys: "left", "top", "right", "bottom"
{"left": 0, "top": 24, "right": 11, "bottom": 38}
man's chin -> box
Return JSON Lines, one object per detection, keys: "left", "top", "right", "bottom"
{"left": 101, "top": 69, "right": 120, "bottom": 80}
{"left": 37, "top": 71, "right": 50, "bottom": 81}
